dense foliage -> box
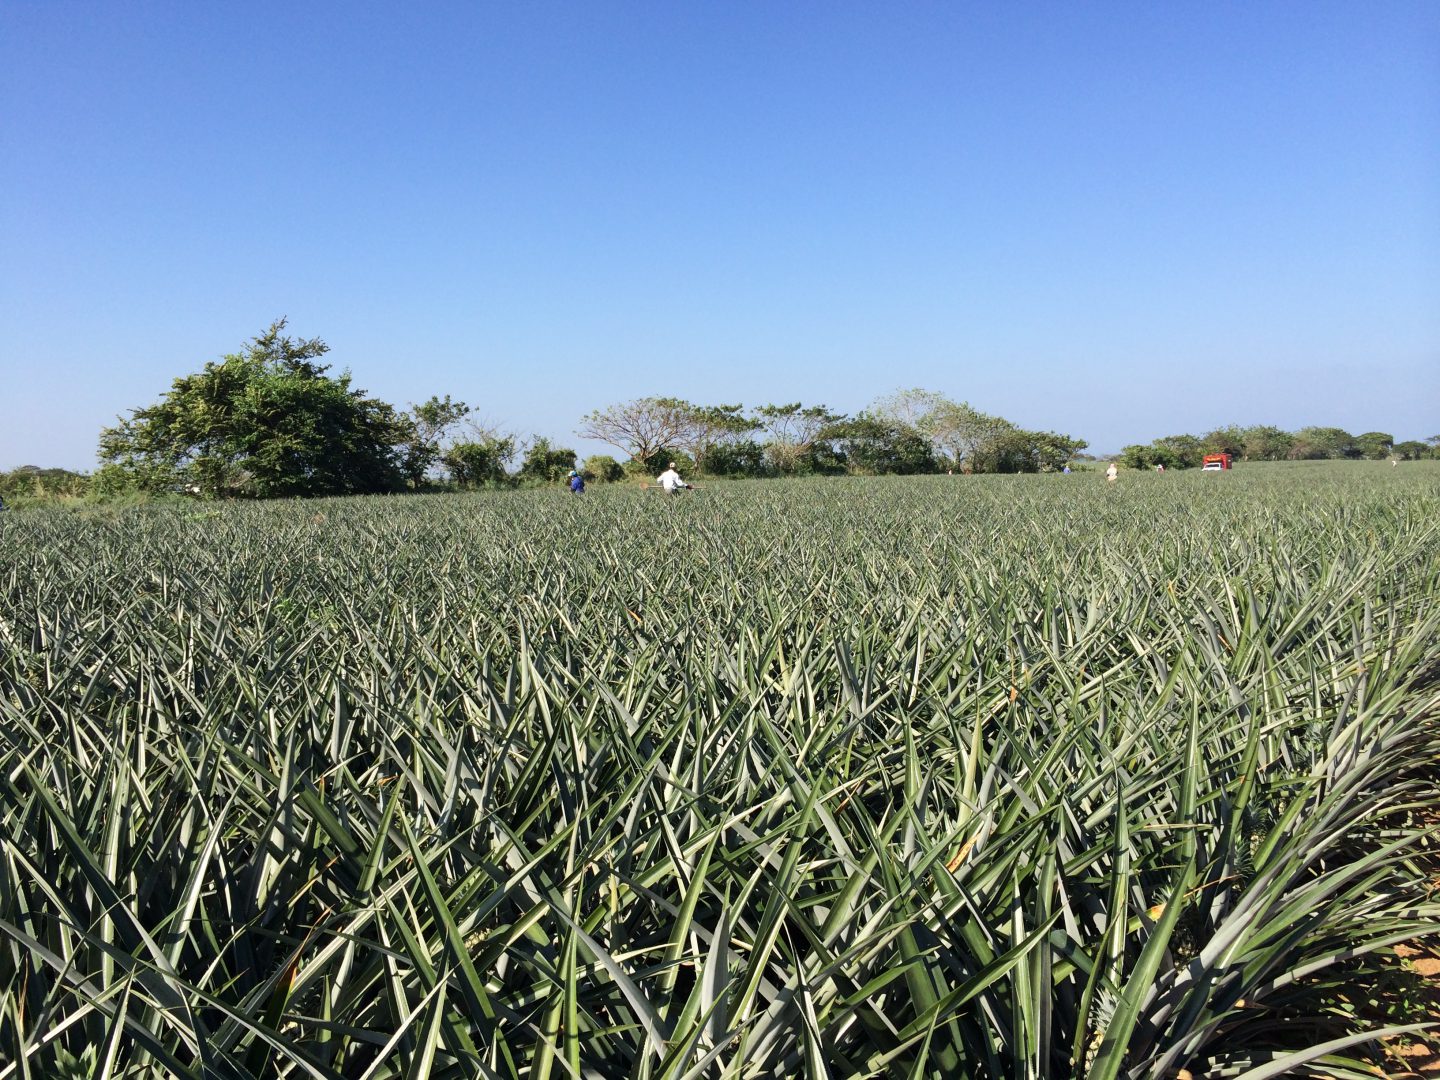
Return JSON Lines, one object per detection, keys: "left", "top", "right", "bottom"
{"left": 578, "top": 393, "right": 1088, "bottom": 477}
{"left": 78, "top": 319, "right": 1433, "bottom": 495}
{"left": 0, "top": 465, "right": 91, "bottom": 502}
{"left": 2, "top": 464, "right": 1438, "bottom": 1077}
{"left": 97, "top": 321, "right": 412, "bottom": 498}
{"left": 1120, "top": 427, "right": 1440, "bottom": 469}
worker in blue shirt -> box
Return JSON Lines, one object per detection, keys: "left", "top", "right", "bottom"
{"left": 567, "top": 470, "right": 585, "bottom": 494}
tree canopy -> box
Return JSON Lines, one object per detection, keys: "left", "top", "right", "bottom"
{"left": 78, "top": 338, "right": 1430, "bottom": 502}
{"left": 401, "top": 394, "right": 472, "bottom": 487}
{"left": 576, "top": 397, "right": 699, "bottom": 469}
{"left": 98, "top": 320, "right": 410, "bottom": 498}
{"left": 752, "top": 403, "right": 846, "bottom": 474}
{"left": 443, "top": 436, "right": 515, "bottom": 489}
{"left": 518, "top": 437, "right": 578, "bottom": 483}
{"left": 573, "top": 391, "right": 1087, "bottom": 477}
{"left": 1119, "top": 424, "right": 1422, "bottom": 467}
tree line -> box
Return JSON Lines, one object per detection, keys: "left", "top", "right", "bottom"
{"left": 89, "top": 321, "right": 582, "bottom": 499}
{"left": 575, "top": 389, "right": 1087, "bottom": 480}
{"left": 85, "top": 321, "right": 1089, "bottom": 498}
{"left": 1118, "top": 426, "right": 1438, "bottom": 470}
{"left": 5, "top": 320, "right": 1432, "bottom": 502}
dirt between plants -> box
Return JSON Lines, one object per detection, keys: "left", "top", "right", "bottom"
{"left": 1386, "top": 941, "right": 1440, "bottom": 1077}
{"left": 1382, "top": 716, "right": 1440, "bottom": 1078}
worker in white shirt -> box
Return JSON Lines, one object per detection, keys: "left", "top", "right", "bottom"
{"left": 656, "top": 462, "right": 690, "bottom": 493}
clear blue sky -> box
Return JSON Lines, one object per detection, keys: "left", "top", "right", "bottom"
{"left": 3, "top": 1, "right": 1436, "bottom": 469}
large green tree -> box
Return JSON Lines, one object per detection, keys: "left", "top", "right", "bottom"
{"left": 443, "top": 436, "right": 515, "bottom": 488}
{"left": 98, "top": 320, "right": 409, "bottom": 498}
{"left": 1119, "top": 434, "right": 1203, "bottom": 469}
{"left": 829, "top": 414, "right": 935, "bottom": 475}
{"left": 1201, "top": 426, "right": 1246, "bottom": 457}
{"left": 1237, "top": 425, "right": 1294, "bottom": 461}
{"left": 401, "top": 394, "right": 472, "bottom": 487}
{"left": 1291, "top": 426, "right": 1357, "bottom": 460}
{"left": 1393, "top": 440, "right": 1429, "bottom": 461}
{"left": 518, "top": 437, "right": 577, "bottom": 483}
{"left": 1353, "top": 431, "right": 1394, "bottom": 460}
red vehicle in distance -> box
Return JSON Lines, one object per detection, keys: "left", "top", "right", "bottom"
{"left": 1201, "top": 453, "right": 1233, "bottom": 471}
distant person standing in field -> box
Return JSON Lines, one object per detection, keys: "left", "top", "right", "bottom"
{"left": 567, "top": 469, "right": 585, "bottom": 494}
{"left": 657, "top": 462, "right": 690, "bottom": 493}
{"left": 1106, "top": 462, "right": 1119, "bottom": 483}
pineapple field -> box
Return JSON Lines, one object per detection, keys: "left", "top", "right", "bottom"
{"left": 2, "top": 464, "right": 1439, "bottom": 1078}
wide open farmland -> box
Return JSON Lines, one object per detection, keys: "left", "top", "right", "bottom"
{"left": 3, "top": 464, "right": 1439, "bottom": 1078}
